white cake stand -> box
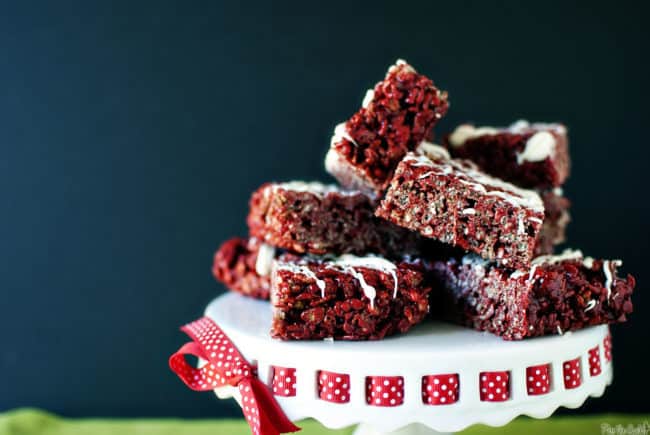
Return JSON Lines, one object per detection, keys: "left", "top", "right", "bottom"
{"left": 205, "top": 293, "right": 612, "bottom": 435}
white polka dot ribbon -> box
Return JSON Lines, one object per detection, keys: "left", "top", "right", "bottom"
{"left": 479, "top": 371, "right": 510, "bottom": 402}
{"left": 366, "top": 376, "right": 405, "bottom": 407}
{"left": 169, "top": 317, "right": 300, "bottom": 435}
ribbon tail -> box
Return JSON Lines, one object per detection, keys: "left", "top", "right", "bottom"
{"left": 170, "top": 317, "right": 299, "bottom": 435}
{"left": 249, "top": 378, "right": 301, "bottom": 434}
{"left": 169, "top": 342, "right": 222, "bottom": 391}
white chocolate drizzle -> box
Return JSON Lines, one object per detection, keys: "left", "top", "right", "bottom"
{"left": 526, "top": 250, "right": 622, "bottom": 301}
{"left": 387, "top": 59, "right": 414, "bottom": 75}
{"left": 509, "top": 119, "right": 531, "bottom": 132}
{"left": 275, "top": 261, "right": 327, "bottom": 297}
{"left": 511, "top": 120, "right": 567, "bottom": 135}
{"left": 330, "top": 122, "right": 358, "bottom": 148}
{"left": 531, "top": 249, "right": 584, "bottom": 266}
{"left": 516, "top": 131, "right": 556, "bottom": 164}
{"left": 327, "top": 255, "right": 399, "bottom": 308}
{"left": 404, "top": 150, "right": 544, "bottom": 213}
{"left": 448, "top": 124, "right": 499, "bottom": 147}
{"left": 511, "top": 249, "right": 584, "bottom": 281}
{"left": 584, "top": 300, "right": 597, "bottom": 312}
{"left": 603, "top": 259, "right": 623, "bottom": 299}
{"left": 342, "top": 266, "right": 376, "bottom": 308}
{"left": 255, "top": 243, "right": 276, "bottom": 276}
{"left": 276, "top": 255, "right": 399, "bottom": 308}
{"left": 517, "top": 215, "right": 525, "bottom": 235}
{"left": 273, "top": 181, "right": 361, "bottom": 197}
{"left": 448, "top": 120, "right": 566, "bottom": 166}
{"left": 416, "top": 141, "right": 450, "bottom": 160}
{"left": 362, "top": 89, "right": 374, "bottom": 108}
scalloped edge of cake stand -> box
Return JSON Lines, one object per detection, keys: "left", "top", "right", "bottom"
{"left": 206, "top": 293, "right": 613, "bottom": 434}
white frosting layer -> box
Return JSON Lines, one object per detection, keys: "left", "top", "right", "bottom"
{"left": 406, "top": 148, "right": 544, "bottom": 213}
{"left": 255, "top": 243, "right": 276, "bottom": 276}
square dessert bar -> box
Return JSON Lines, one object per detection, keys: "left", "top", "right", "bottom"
{"left": 212, "top": 237, "right": 277, "bottom": 300}
{"left": 536, "top": 189, "right": 571, "bottom": 256}
{"left": 325, "top": 59, "right": 449, "bottom": 195}
{"left": 270, "top": 255, "right": 431, "bottom": 340}
{"left": 432, "top": 250, "right": 635, "bottom": 340}
{"left": 444, "top": 120, "right": 570, "bottom": 189}
{"left": 247, "top": 181, "right": 420, "bottom": 257}
{"left": 376, "top": 144, "right": 545, "bottom": 269}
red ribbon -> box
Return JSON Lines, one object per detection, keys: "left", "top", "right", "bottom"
{"left": 169, "top": 317, "right": 300, "bottom": 435}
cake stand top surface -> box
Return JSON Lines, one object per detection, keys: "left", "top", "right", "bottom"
{"left": 206, "top": 292, "right": 607, "bottom": 369}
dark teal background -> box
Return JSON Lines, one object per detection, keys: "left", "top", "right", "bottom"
{"left": 1, "top": 1, "right": 648, "bottom": 417}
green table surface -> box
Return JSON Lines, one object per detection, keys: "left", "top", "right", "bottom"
{"left": 1, "top": 409, "right": 648, "bottom": 435}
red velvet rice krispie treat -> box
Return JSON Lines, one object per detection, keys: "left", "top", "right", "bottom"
{"left": 443, "top": 120, "right": 569, "bottom": 189}
{"left": 325, "top": 59, "right": 449, "bottom": 195}
{"left": 432, "top": 250, "right": 635, "bottom": 340}
{"left": 376, "top": 144, "right": 544, "bottom": 269}
{"left": 535, "top": 189, "right": 571, "bottom": 256}
{"left": 271, "top": 255, "right": 431, "bottom": 340}
{"left": 212, "top": 237, "right": 276, "bottom": 299}
{"left": 247, "top": 181, "right": 420, "bottom": 257}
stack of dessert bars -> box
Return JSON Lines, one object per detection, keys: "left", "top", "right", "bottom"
{"left": 212, "top": 60, "right": 635, "bottom": 341}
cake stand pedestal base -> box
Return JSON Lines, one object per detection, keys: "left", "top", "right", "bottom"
{"left": 353, "top": 423, "right": 450, "bottom": 435}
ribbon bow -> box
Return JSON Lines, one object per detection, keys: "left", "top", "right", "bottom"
{"left": 169, "top": 317, "right": 300, "bottom": 435}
